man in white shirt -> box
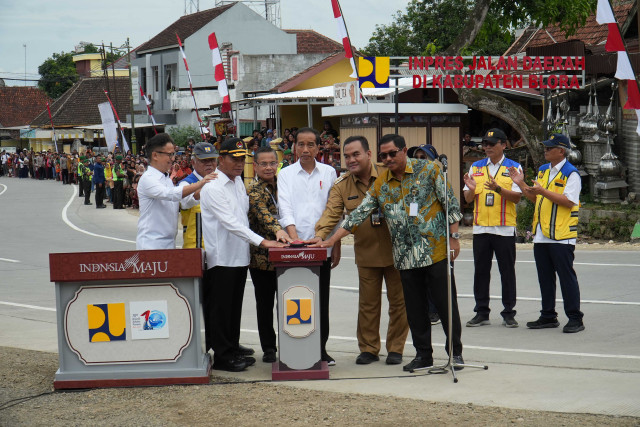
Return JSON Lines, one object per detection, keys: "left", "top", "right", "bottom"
{"left": 278, "top": 127, "right": 339, "bottom": 365}
{"left": 200, "top": 137, "right": 285, "bottom": 372}
{"left": 136, "top": 133, "right": 215, "bottom": 250}
{"left": 462, "top": 128, "right": 522, "bottom": 328}
{"left": 509, "top": 133, "right": 584, "bottom": 333}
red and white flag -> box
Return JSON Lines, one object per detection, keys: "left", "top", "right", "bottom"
{"left": 139, "top": 85, "right": 158, "bottom": 134}
{"left": 596, "top": 0, "right": 640, "bottom": 133}
{"left": 208, "top": 32, "right": 231, "bottom": 113}
{"left": 46, "top": 102, "right": 58, "bottom": 153}
{"left": 176, "top": 33, "right": 206, "bottom": 140}
{"left": 331, "top": 0, "right": 358, "bottom": 79}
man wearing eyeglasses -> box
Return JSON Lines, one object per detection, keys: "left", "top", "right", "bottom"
{"left": 136, "top": 133, "right": 216, "bottom": 250}
{"left": 311, "top": 133, "right": 464, "bottom": 372}
{"left": 509, "top": 134, "right": 584, "bottom": 333}
{"left": 463, "top": 128, "right": 522, "bottom": 329}
{"left": 247, "top": 146, "right": 293, "bottom": 363}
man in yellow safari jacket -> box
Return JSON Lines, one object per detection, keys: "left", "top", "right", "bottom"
{"left": 509, "top": 133, "right": 584, "bottom": 334}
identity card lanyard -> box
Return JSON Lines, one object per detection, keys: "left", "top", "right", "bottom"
{"left": 484, "top": 158, "right": 504, "bottom": 207}
{"left": 265, "top": 185, "right": 280, "bottom": 219}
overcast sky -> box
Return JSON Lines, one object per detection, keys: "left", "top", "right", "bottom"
{"left": 1, "top": 0, "right": 411, "bottom": 87}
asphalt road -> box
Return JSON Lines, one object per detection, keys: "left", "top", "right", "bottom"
{"left": 1, "top": 178, "right": 639, "bottom": 417}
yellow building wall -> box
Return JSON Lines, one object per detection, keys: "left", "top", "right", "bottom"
{"left": 289, "top": 59, "right": 356, "bottom": 92}
{"left": 280, "top": 105, "right": 337, "bottom": 134}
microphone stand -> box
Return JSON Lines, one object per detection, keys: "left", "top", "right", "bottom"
{"left": 411, "top": 154, "right": 488, "bottom": 383}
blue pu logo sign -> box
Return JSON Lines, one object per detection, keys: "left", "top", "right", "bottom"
{"left": 359, "top": 57, "right": 390, "bottom": 88}
{"left": 87, "top": 303, "right": 126, "bottom": 342}
{"left": 286, "top": 298, "right": 312, "bottom": 325}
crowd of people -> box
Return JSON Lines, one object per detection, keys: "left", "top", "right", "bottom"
{"left": 3, "top": 123, "right": 584, "bottom": 373}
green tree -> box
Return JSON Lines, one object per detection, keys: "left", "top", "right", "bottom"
{"left": 168, "top": 125, "right": 201, "bottom": 147}
{"left": 37, "top": 51, "right": 78, "bottom": 99}
{"left": 362, "top": 0, "right": 596, "bottom": 165}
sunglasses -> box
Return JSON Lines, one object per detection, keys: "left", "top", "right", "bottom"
{"left": 378, "top": 149, "right": 402, "bottom": 161}
{"left": 481, "top": 141, "right": 498, "bottom": 147}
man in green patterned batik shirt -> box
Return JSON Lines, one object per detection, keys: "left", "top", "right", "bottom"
{"left": 247, "top": 146, "right": 293, "bottom": 364}
{"left": 312, "top": 134, "right": 465, "bottom": 372}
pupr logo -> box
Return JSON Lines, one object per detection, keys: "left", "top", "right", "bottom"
{"left": 286, "top": 299, "right": 312, "bottom": 325}
{"left": 359, "top": 57, "right": 390, "bottom": 88}
{"left": 87, "top": 303, "right": 126, "bottom": 342}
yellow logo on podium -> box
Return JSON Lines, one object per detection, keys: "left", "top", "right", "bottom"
{"left": 359, "top": 57, "right": 390, "bottom": 88}
{"left": 286, "top": 299, "right": 312, "bottom": 324}
{"left": 87, "top": 303, "right": 126, "bottom": 342}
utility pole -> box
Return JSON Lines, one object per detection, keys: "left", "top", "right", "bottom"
{"left": 127, "top": 38, "right": 136, "bottom": 153}
{"left": 23, "top": 44, "right": 27, "bottom": 86}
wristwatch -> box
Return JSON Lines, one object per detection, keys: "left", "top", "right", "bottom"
{"left": 495, "top": 186, "right": 502, "bottom": 194}
{"left": 450, "top": 232, "right": 460, "bottom": 240}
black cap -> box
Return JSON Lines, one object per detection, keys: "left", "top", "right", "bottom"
{"left": 482, "top": 128, "right": 508, "bottom": 143}
{"left": 542, "top": 133, "right": 571, "bottom": 149}
{"left": 219, "top": 137, "right": 248, "bottom": 157}
{"left": 193, "top": 142, "right": 219, "bottom": 159}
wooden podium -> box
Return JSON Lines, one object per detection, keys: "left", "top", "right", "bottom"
{"left": 49, "top": 249, "right": 210, "bottom": 389}
{"left": 268, "top": 247, "right": 329, "bottom": 380}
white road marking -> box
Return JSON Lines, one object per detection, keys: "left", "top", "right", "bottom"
{"left": 0, "top": 258, "right": 20, "bottom": 263}
{"left": 236, "top": 329, "right": 640, "bottom": 361}
{"left": 331, "top": 285, "right": 640, "bottom": 306}
{"left": 0, "top": 301, "right": 56, "bottom": 312}
{"left": 0, "top": 183, "right": 7, "bottom": 196}
{"left": 61, "top": 185, "right": 136, "bottom": 244}
{"left": 342, "top": 256, "right": 640, "bottom": 268}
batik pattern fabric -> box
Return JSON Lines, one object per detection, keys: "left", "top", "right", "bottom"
{"left": 342, "top": 158, "right": 462, "bottom": 270}
{"left": 248, "top": 177, "right": 281, "bottom": 271}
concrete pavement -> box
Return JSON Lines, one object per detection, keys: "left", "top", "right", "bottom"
{"left": 0, "top": 178, "right": 639, "bottom": 416}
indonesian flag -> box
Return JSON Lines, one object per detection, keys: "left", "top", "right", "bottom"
{"left": 208, "top": 32, "right": 232, "bottom": 113}
{"left": 596, "top": 0, "right": 640, "bottom": 133}
{"left": 331, "top": 0, "right": 358, "bottom": 79}
{"left": 139, "top": 85, "right": 158, "bottom": 133}
{"left": 176, "top": 34, "right": 194, "bottom": 91}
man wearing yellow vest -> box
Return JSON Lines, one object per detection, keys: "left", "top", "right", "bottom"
{"left": 509, "top": 133, "right": 584, "bottom": 333}
{"left": 179, "top": 142, "right": 219, "bottom": 248}
{"left": 463, "top": 128, "right": 522, "bottom": 328}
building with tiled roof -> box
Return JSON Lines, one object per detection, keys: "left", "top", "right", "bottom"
{"left": 130, "top": 2, "right": 342, "bottom": 134}
{"left": 0, "top": 86, "right": 51, "bottom": 128}
{"left": 31, "top": 77, "right": 130, "bottom": 128}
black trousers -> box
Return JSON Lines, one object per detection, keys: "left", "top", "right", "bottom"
{"left": 62, "top": 169, "right": 68, "bottom": 184}
{"left": 113, "top": 181, "right": 124, "bottom": 209}
{"left": 95, "top": 182, "right": 105, "bottom": 207}
{"left": 83, "top": 179, "right": 91, "bottom": 204}
{"left": 319, "top": 259, "right": 331, "bottom": 353}
{"left": 399, "top": 259, "right": 463, "bottom": 358}
{"left": 249, "top": 268, "right": 277, "bottom": 352}
{"left": 534, "top": 243, "right": 583, "bottom": 321}
{"left": 205, "top": 266, "right": 247, "bottom": 362}
{"left": 472, "top": 233, "right": 517, "bottom": 319}
{"left": 78, "top": 177, "right": 84, "bottom": 196}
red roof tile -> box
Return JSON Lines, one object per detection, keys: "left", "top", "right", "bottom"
{"left": 31, "top": 77, "right": 131, "bottom": 127}
{"left": 525, "top": 2, "right": 635, "bottom": 50}
{"left": 137, "top": 3, "right": 235, "bottom": 53}
{"left": 0, "top": 87, "right": 52, "bottom": 128}
{"left": 283, "top": 30, "right": 343, "bottom": 54}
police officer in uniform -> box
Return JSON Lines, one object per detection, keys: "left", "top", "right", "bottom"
{"left": 463, "top": 128, "right": 522, "bottom": 328}
{"left": 80, "top": 158, "right": 93, "bottom": 205}
{"left": 77, "top": 156, "right": 85, "bottom": 197}
{"left": 509, "top": 134, "right": 585, "bottom": 333}
{"left": 112, "top": 155, "right": 125, "bottom": 209}
{"left": 310, "top": 136, "right": 409, "bottom": 365}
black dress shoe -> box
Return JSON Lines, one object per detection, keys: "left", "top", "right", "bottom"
{"left": 213, "top": 356, "right": 246, "bottom": 372}
{"left": 403, "top": 356, "right": 433, "bottom": 372}
{"left": 84, "top": 202, "right": 93, "bottom": 205}
{"left": 355, "top": 352, "right": 379, "bottom": 365}
{"left": 262, "top": 350, "right": 277, "bottom": 363}
{"left": 96, "top": 205, "right": 106, "bottom": 209}
{"left": 321, "top": 351, "right": 336, "bottom": 366}
{"left": 385, "top": 352, "right": 403, "bottom": 365}
{"left": 243, "top": 356, "right": 256, "bottom": 367}
{"left": 238, "top": 344, "right": 255, "bottom": 356}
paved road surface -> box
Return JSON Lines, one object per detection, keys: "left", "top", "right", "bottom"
{"left": 1, "top": 178, "right": 639, "bottom": 416}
